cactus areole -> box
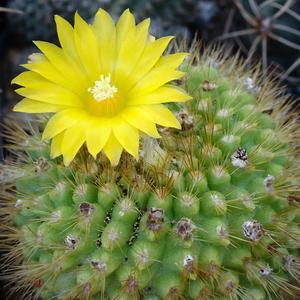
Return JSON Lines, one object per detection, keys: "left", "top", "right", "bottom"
{"left": 1, "top": 9, "right": 300, "bottom": 300}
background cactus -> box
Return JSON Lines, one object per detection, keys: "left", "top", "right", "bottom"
{"left": 1, "top": 41, "right": 300, "bottom": 300}
{"left": 217, "top": 0, "right": 300, "bottom": 85}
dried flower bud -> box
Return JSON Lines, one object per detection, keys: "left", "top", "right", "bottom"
{"left": 176, "top": 218, "right": 194, "bottom": 241}
{"left": 242, "top": 220, "right": 265, "bottom": 242}
{"left": 231, "top": 147, "right": 248, "bottom": 168}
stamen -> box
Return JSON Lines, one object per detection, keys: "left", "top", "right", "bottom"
{"left": 88, "top": 73, "right": 118, "bottom": 102}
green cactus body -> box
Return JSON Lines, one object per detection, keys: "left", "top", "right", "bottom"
{"left": 1, "top": 43, "right": 300, "bottom": 300}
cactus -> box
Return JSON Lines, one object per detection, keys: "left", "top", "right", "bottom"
{"left": 217, "top": 0, "right": 300, "bottom": 83}
{"left": 1, "top": 8, "right": 300, "bottom": 300}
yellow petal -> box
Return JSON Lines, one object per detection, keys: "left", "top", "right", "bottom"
{"left": 50, "top": 131, "right": 64, "bottom": 158}
{"left": 102, "top": 133, "right": 124, "bottom": 166}
{"left": 92, "top": 9, "right": 116, "bottom": 76}
{"left": 127, "top": 84, "right": 191, "bottom": 106}
{"left": 152, "top": 53, "right": 188, "bottom": 71}
{"left": 114, "top": 18, "right": 150, "bottom": 89}
{"left": 15, "top": 83, "right": 85, "bottom": 108}
{"left": 61, "top": 117, "right": 91, "bottom": 166}
{"left": 74, "top": 12, "right": 100, "bottom": 80}
{"left": 115, "top": 9, "right": 135, "bottom": 54}
{"left": 120, "top": 36, "right": 173, "bottom": 91}
{"left": 120, "top": 107, "right": 160, "bottom": 138}
{"left": 129, "top": 69, "right": 185, "bottom": 97}
{"left": 19, "top": 62, "right": 85, "bottom": 97}
{"left": 55, "top": 15, "right": 79, "bottom": 62}
{"left": 42, "top": 108, "right": 90, "bottom": 141}
{"left": 139, "top": 104, "right": 181, "bottom": 128}
{"left": 12, "top": 70, "right": 44, "bottom": 85}
{"left": 13, "top": 98, "right": 68, "bottom": 113}
{"left": 112, "top": 115, "right": 139, "bottom": 159}
{"left": 34, "top": 41, "right": 89, "bottom": 87}
{"left": 86, "top": 117, "right": 112, "bottom": 157}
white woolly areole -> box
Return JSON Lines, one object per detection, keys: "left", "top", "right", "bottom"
{"left": 120, "top": 197, "right": 134, "bottom": 212}
{"left": 216, "top": 225, "right": 228, "bottom": 240}
{"left": 181, "top": 194, "right": 194, "bottom": 207}
{"left": 212, "top": 193, "right": 225, "bottom": 207}
{"left": 183, "top": 254, "right": 194, "bottom": 266}
{"left": 217, "top": 109, "right": 229, "bottom": 118}
{"left": 205, "top": 124, "right": 220, "bottom": 133}
{"left": 100, "top": 183, "right": 113, "bottom": 194}
{"left": 241, "top": 122, "right": 255, "bottom": 129}
{"left": 32, "top": 196, "right": 41, "bottom": 206}
{"left": 50, "top": 210, "right": 61, "bottom": 223}
{"left": 259, "top": 264, "right": 273, "bottom": 276}
{"left": 36, "top": 230, "right": 43, "bottom": 244}
{"left": 91, "top": 259, "right": 107, "bottom": 274}
{"left": 264, "top": 174, "right": 275, "bottom": 192}
{"left": 107, "top": 228, "right": 119, "bottom": 242}
{"left": 14, "top": 199, "right": 23, "bottom": 208}
{"left": 222, "top": 135, "right": 236, "bottom": 143}
{"left": 54, "top": 181, "right": 66, "bottom": 193}
{"left": 198, "top": 99, "right": 209, "bottom": 111}
{"left": 212, "top": 166, "right": 226, "bottom": 178}
{"left": 139, "top": 249, "right": 150, "bottom": 265}
{"left": 74, "top": 183, "right": 88, "bottom": 197}
{"left": 241, "top": 194, "right": 253, "bottom": 208}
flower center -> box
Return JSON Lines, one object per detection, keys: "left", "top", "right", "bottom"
{"left": 87, "top": 74, "right": 123, "bottom": 117}
{"left": 88, "top": 74, "right": 118, "bottom": 102}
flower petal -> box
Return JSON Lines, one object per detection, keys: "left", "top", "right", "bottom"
{"left": 50, "top": 131, "right": 64, "bottom": 158}
{"left": 115, "top": 9, "right": 136, "bottom": 54}
{"left": 153, "top": 53, "right": 188, "bottom": 71}
{"left": 74, "top": 13, "right": 100, "bottom": 80}
{"left": 86, "top": 117, "right": 112, "bottom": 157}
{"left": 120, "top": 107, "right": 161, "bottom": 138}
{"left": 42, "top": 108, "right": 90, "bottom": 141}
{"left": 120, "top": 36, "right": 173, "bottom": 91}
{"left": 55, "top": 15, "right": 79, "bottom": 62}
{"left": 114, "top": 18, "right": 150, "bottom": 89}
{"left": 15, "top": 84, "right": 85, "bottom": 109}
{"left": 139, "top": 104, "right": 181, "bottom": 128}
{"left": 13, "top": 98, "right": 68, "bottom": 113}
{"left": 128, "top": 69, "right": 185, "bottom": 97}
{"left": 102, "top": 133, "right": 124, "bottom": 166}
{"left": 129, "top": 52, "right": 188, "bottom": 97}
{"left": 61, "top": 118, "right": 91, "bottom": 166}
{"left": 34, "top": 41, "right": 89, "bottom": 87}
{"left": 127, "top": 84, "right": 191, "bottom": 106}
{"left": 112, "top": 115, "right": 139, "bottom": 159}
{"left": 92, "top": 9, "right": 116, "bottom": 76}
{"left": 12, "top": 70, "right": 44, "bottom": 86}
{"left": 19, "top": 62, "right": 85, "bottom": 97}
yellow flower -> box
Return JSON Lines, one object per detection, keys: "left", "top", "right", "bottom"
{"left": 13, "top": 9, "right": 191, "bottom": 166}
